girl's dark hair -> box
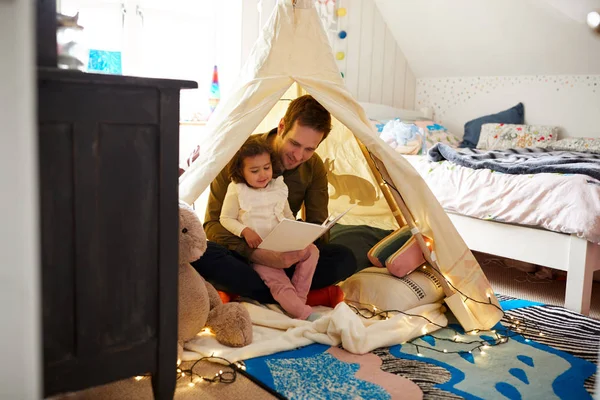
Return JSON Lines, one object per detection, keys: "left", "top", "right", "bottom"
{"left": 228, "top": 136, "right": 280, "bottom": 184}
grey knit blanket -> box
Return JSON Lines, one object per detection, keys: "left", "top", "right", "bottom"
{"left": 427, "top": 143, "right": 600, "bottom": 180}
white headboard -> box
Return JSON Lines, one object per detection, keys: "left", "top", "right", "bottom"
{"left": 359, "top": 102, "right": 433, "bottom": 122}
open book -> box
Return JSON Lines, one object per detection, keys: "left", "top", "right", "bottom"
{"left": 258, "top": 205, "right": 356, "bottom": 252}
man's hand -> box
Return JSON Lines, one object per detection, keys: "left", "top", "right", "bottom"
{"left": 241, "top": 228, "right": 263, "bottom": 248}
{"left": 249, "top": 247, "right": 310, "bottom": 269}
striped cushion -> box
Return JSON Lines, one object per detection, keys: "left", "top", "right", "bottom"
{"left": 367, "top": 226, "right": 412, "bottom": 267}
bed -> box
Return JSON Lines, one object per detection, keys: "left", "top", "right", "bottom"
{"left": 358, "top": 101, "right": 600, "bottom": 316}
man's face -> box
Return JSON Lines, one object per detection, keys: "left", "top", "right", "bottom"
{"left": 275, "top": 119, "right": 324, "bottom": 170}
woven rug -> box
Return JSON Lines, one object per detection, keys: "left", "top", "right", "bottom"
{"left": 242, "top": 296, "right": 599, "bottom": 399}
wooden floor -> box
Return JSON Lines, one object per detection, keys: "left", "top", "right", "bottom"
{"left": 475, "top": 252, "right": 600, "bottom": 320}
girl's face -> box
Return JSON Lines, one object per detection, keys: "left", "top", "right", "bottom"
{"left": 242, "top": 152, "right": 273, "bottom": 189}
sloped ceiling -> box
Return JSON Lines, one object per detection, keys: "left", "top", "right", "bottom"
{"left": 374, "top": 0, "right": 600, "bottom": 78}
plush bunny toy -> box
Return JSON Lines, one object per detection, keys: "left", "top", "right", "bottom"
{"left": 178, "top": 201, "right": 252, "bottom": 358}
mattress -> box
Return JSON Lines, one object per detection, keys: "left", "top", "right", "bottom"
{"left": 403, "top": 155, "right": 600, "bottom": 244}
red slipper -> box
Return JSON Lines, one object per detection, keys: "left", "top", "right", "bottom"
{"left": 217, "top": 291, "right": 236, "bottom": 304}
{"left": 306, "top": 285, "right": 345, "bottom": 307}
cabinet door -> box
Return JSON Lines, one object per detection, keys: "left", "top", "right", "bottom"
{"left": 39, "top": 81, "right": 166, "bottom": 396}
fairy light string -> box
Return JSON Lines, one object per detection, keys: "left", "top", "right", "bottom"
{"left": 133, "top": 356, "right": 246, "bottom": 388}
{"left": 345, "top": 299, "right": 546, "bottom": 357}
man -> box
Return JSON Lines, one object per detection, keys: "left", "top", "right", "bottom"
{"left": 192, "top": 95, "right": 357, "bottom": 303}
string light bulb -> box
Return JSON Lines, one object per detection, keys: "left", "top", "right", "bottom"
{"left": 135, "top": 376, "right": 143, "bottom": 381}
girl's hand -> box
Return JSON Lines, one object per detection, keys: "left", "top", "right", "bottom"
{"left": 242, "top": 228, "right": 263, "bottom": 248}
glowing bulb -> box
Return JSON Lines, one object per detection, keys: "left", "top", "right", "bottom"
{"left": 453, "top": 335, "right": 459, "bottom": 341}
{"left": 177, "top": 368, "right": 182, "bottom": 373}
{"left": 177, "top": 359, "right": 182, "bottom": 366}
{"left": 491, "top": 330, "right": 496, "bottom": 333}
{"left": 443, "top": 349, "right": 448, "bottom": 353}
{"left": 468, "top": 350, "right": 472, "bottom": 354}
{"left": 219, "top": 370, "right": 223, "bottom": 375}
{"left": 539, "top": 332, "right": 545, "bottom": 336}
{"left": 525, "top": 338, "right": 531, "bottom": 342}
{"left": 482, "top": 345, "right": 490, "bottom": 350}
{"left": 417, "top": 353, "right": 423, "bottom": 357}
{"left": 486, "top": 293, "right": 491, "bottom": 298}
{"left": 422, "top": 327, "right": 428, "bottom": 335}
{"left": 188, "top": 382, "right": 195, "bottom": 387}
{"left": 135, "top": 376, "right": 143, "bottom": 381}
{"left": 425, "top": 241, "right": 431, "bottom": 247}
{"left": 480, "top": 350, "right": 487, "bottom": 356}
{"left": 587, "top": 11, "right": 600, "bottom": 29}
{"left": 422, "top": 265, "right": 427, "bottom": 269}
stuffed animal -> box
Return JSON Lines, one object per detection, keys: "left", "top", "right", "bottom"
{"left": 178, "top": 201, "right": 252, "bottom": 358}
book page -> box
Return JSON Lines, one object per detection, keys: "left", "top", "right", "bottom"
{"left": 258, "top": 219, "right": 325, "bottom": 252}
{"left": 258, "top": 205, "right": 356, "bottom": 252}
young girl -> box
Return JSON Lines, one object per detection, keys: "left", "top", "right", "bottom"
{"left": 220, "top": 136, "right": 321, "bottom": 321}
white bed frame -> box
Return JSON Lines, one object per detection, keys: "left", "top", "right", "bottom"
{"left": 360, "top": 101, "right": 600, "bottom": 316}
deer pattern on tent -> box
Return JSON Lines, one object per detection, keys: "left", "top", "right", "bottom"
{"left": 324, "top": 158, "right": 380, "bottom": 206}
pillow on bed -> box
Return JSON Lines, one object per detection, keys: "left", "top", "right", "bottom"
{"left": 542, "top": 137, "right": 600, "bottom": 154}
{"left": 340, "top": 266, "right": 445, "bottom": 313}
{"left": 460, "top": 103, "right": 525, "bottom": 148}
{"left": 478, "top": 123, "right": 558, "bottom": 150}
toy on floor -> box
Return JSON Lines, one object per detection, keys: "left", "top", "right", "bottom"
{"left": 178, "top": 201, "right": 252, "bottom": 358}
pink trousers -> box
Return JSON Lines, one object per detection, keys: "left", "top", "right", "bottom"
{"left": 253, "top": 244, "right": 319, "bottom": 320}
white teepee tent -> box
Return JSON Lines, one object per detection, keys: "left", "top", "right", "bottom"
{"left": 179, "top": 0, "right": 502, "bottom": 333}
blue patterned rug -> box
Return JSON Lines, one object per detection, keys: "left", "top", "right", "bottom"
{"left": 242, "top": 296, "right": 599, "bottom": 399}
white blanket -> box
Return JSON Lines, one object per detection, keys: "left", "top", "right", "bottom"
{"left": 183, "top": 301, "right": 447, "bottom": 363}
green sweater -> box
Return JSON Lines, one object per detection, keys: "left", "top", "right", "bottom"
{"left": 204, "top": 129, "right": 330, "bottom": 258}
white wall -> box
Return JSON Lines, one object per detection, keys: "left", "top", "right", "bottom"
{"left": 240, "top": 0, "right": 416, "bottom": 109}
{"left": 375, "top": 0, "right": 600, "bottom": 78}
{"left": 0, "top": 0, "right": 42, "bottom": 398}
{"left": 416, "top": 75, "right": 600, "bottom": 139}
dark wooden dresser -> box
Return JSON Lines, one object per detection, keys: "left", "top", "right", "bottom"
{"left": 36, "top": 2, "right": 196, "bottom": 398}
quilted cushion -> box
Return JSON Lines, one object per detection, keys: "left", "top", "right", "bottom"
{"left": 367, "top": 226, "right": 428, "bottom": 278}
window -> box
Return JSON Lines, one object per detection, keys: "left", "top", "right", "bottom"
{"left": 59, "top": 0, "right": 241, "bottom": 120}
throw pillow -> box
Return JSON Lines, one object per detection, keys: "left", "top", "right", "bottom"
{"left": 543, "top": 137, "right": 600, "bottom": 154}
{"left": 460, "top": 103, "right": 525, "bottom": 148}
{"left": 367, "top": 226, "right": 428, "bottom": 278}
{"left": 340, "top": 266, "right": 445, "bottom": 312}
{"left": 478, "top": 123, "right": 558, "bottom": 150}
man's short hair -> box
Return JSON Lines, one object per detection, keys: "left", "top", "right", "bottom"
{"left": 282, "top": 95, "right": 332, "bottom": 141}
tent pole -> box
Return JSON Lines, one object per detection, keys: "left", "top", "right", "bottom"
{"left": 356, "top": 139, "right": 455, "bottom": 297}
{"left": 355, "top": 141, "right": 406, "bottom": 227}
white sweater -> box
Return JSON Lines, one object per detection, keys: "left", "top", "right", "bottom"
{"left": 220, "top": 176, "right": 294, "bottom": 239}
